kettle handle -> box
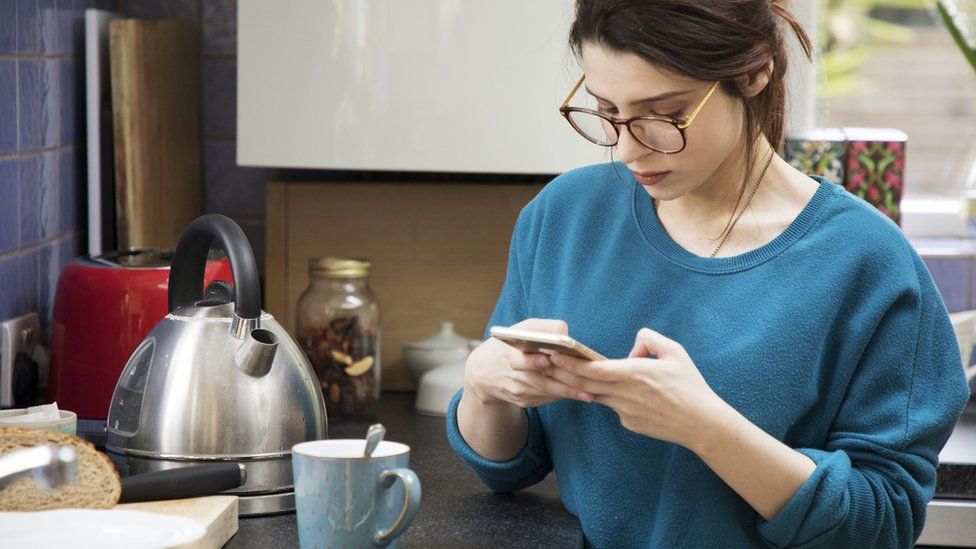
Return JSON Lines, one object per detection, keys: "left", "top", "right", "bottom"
{"left": 168, "top": 214, "right": 262, "bottom": 319}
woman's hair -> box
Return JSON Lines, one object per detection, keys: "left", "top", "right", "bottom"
{"left": 569, "top": 0, "right": 814, "bottom": 237}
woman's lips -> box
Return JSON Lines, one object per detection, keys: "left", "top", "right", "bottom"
{"left": 631, "top": 171, "right": 670, "bottom": 186}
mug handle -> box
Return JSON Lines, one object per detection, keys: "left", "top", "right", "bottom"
{"left": 373, "top": 467, "right": 421, "bottom": 547}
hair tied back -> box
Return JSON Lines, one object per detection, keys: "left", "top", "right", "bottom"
{"left": 771, "top": 1, "right": 814, "bottom": 60}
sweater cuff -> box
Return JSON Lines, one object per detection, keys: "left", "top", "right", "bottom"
{"left": 445, "top": 388, "right": 547, "bottom": 490}
{"left": 755, "top": 448, "right": 853, "bottom": 547}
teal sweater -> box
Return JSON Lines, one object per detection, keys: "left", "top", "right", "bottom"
{"left": 445, "top": 163, "right": 971, "bottom": 548}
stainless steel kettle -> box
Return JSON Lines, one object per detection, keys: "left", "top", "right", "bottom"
{"left": 105, "top": 214, "right": 328, "bottom": 516}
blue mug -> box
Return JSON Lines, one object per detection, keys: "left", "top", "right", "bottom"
{"left": 292, "top": 439, "right": 421, "bottom": 548}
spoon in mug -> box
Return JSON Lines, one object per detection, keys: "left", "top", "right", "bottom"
{"left": 364, "top": 423, "right": 386, "bottom": 457}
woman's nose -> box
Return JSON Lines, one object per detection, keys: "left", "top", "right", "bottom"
{"left": 615, "top": 127, "right": 653, "bottom": 166}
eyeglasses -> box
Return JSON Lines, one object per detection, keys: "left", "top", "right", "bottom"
{"left": 558, "top": 76, "right": 720, "bottom": 154}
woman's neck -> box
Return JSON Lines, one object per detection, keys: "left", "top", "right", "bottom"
{"left": 655, "top": 138, "right": 778, "bottom": 231}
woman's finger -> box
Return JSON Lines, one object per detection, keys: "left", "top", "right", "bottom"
{"left": 544, "top": 363, "right": 615, "bottom": 396}
{"left": 549, "top": 353, "right": 638, "bottom": 382}
{"left": 521, "top": 370, "right": 588, "bottom": 401}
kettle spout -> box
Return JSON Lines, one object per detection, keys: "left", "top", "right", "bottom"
{"left": 236, "top": 328, "right": 279, "bottom": 377}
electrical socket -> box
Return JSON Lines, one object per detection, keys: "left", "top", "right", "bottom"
{"left": 1, "top": 312, "right": 40, "bottom": 408}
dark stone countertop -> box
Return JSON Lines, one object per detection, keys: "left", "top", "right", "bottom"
{"left": 935, "top": 396, "right": 976, "bottom": 500}
{"left": 223, "top": 392, "right": 583, "bottom": 548}
{"left": 221, "top": 391, "right": 976, "bottom": 548}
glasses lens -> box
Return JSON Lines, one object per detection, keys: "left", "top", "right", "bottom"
{"left": 566, "top": 111, "right": 616, "bottom": 146}
{"left": 630, "top": 119, "right": 684, "bottom": 153}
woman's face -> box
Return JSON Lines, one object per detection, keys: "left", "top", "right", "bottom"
{"left": 580, "top": 42, "right": 746, "bottom": 200}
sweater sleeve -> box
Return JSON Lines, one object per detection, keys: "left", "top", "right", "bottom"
{"left": 756, "top": 253, "right": 971, "bottom": 548}
{"left": 444, "top": 205, "right": 554, "bottom": 493}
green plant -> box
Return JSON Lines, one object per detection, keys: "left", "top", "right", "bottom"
{"left": 937, "top": 0, "right": 976, "bottom": 73}
{"left": 819, "top": 0, "right": 931, "bottom": 98}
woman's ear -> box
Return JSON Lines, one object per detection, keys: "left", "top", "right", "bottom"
{"left": 736, "top": 59, "right": 775, "bottom": 99}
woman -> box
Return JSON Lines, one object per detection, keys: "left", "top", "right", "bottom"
{"left": 446, "top": 1, "right": 970, "bottom": 547}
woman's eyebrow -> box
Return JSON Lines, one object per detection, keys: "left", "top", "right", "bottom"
{"left": 585, "top": 86, "right": 693, "bottom": 105}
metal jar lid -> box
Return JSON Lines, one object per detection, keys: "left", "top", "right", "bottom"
{"left": 309, "top": 257, "right": 371, "bottom": 278}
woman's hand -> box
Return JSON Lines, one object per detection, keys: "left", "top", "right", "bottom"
{"left": 544, "top": 327, "right": 726, "bottom": 449}
{"left": 464, "top": 318, "right": 590, "bottom": 409}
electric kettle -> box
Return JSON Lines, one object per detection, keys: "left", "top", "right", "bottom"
{"left": 105, "top": 214, "right": 328, "bottom": 516}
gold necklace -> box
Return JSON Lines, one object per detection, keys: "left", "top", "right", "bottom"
{"left": 654, "top": 150, "right": 775, "bottom": 258}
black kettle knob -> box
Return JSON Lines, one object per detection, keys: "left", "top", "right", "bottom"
{"left": 168, "top": 214, "right": 262, "bottom": 319}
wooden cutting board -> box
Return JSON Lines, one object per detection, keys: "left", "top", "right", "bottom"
{"left": 109, "top": 19, "right": 202, "bottom": 251}
{"left": 117, "top": 495, "right": 238, "bottom": 548}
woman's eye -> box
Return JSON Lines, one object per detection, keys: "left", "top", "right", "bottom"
{"left": 652, "top": 109, "right": 682, "bottom": 119}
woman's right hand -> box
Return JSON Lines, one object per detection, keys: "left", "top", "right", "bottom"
{"left": 464, "top": 318, "right": 588, "bottom": 408}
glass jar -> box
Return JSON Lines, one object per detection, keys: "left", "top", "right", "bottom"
{"left": 296, "top": 257, "right": 381, "bottom": 419}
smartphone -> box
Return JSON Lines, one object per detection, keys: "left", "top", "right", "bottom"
{"left": 489, "top": 326, "right": 606, "bottom": 361}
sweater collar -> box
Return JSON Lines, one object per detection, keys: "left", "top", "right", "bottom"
{"left": 632, "top": 172, "right": 837, "bottom": 273}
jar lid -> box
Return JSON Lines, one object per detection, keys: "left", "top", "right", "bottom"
{"left": 310, "top": 257, "right": 371, "bottom": 278}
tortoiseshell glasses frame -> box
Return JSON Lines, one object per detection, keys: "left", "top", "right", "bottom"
{"left": 558, "top": 75, "right": 720, "bottom": 154}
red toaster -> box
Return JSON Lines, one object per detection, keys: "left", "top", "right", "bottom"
{"left": 48, "top": 249, "right": 231, "bottom": 437}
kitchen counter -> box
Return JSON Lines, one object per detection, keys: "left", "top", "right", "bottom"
{"left": 224, "top": 392, "right": 584, "bottom": 548}
{"left": 220, "top": 392, "right": 976, "bottom": 548}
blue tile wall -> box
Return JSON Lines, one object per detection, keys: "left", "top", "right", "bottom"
{"left": 0, "top": 159, "right": 20, "bottom": 254}
{"left": 0, "top": 2, "right": 17, "bottom": 55}
{"left": 0, "top": 61, "right": 17, "bottom": 155}
{"left": 0, "top": 0, "right": 94, "bottom": 342}
{"left": 17, "top": 59, "right": 58, "bottom": 151}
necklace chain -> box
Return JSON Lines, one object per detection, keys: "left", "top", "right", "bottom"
{"left": 654, "top": 150, "right": 775, "bottom": 258}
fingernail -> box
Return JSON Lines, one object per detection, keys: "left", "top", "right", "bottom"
{"left": 578, "top": 392, "right": 593, "bottom": 403}
{"left": 550, "top": 355, "right": 561, "bottom": 365}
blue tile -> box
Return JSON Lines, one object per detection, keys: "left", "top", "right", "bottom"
{"left": 203, "top": 140, "right": 273, "bottom": 217}
{"left": 16, "top": 0, "right": 57, "bottom": 54}
{"left": 58, "top": 60, "right": 79, "bottom": 146}
{"left": 202, "top": 0, "right": 236, "bottom": 55}
{"left": 925, "top": 258, "right": 971, "bottom": 313}
{"left": 0, "top": 61, "right": 16, "bottom": 155}
{"left": 17, "top": 0, "right": 39, "bottom": 54}
{"left": 0, "top": 158, "right": 20, "bottom": 254}
{"left": 202, "top": 60, "right": 236, "bottom": 136}
{"left": 18, "top": 59, "right": 59, "bottom": 152}
{"left": 20, "top": 151, "right": 59, "bottom": 247}
{"left": 37, "top": 242, "right": 57, "bottom": 329}
{"left": 38, "top": 236, "right": 79, "bottom": 330}
{"left": 58, "top": 146, "right": 79, "bottom": 234}
{"left": 18, "top": 248, "right": 38, "bottom": 317}
{"left": 38, "top": 0, "right": 58, "bottom": 55}
{"left": 0, "top": 254, "right": 21, "bottom": 322}
{"left": 0, "top": 0, "right": 17, "bottom": 55}
{"left": 55, "top": 0, "right": 86, "bottom": 56}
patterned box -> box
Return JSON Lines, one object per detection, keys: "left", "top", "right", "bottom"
{"left": 784, "top": 128, "right": 847, "bottom": 185}
{"left": 841, "top": 127, "right": 908, "bottom": 226}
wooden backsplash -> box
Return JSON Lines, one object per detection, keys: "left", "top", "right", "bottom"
{"left": 265, "top": 180, "right": 546, "bottom": 391}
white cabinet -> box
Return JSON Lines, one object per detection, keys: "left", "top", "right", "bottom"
{"left": 237, "top": 0, "right": 816, "bottom": 174}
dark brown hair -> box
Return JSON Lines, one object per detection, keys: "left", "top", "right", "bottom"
{"left": 569, "top": 0, "right": 814, "bottom": 239}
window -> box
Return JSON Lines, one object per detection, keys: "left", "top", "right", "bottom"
{"left": 816, "top": 1, "right": 976, "bottom": 202}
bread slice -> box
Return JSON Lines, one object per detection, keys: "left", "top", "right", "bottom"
{"left": 0, "top": 427, "right": 121, "bottom": 511}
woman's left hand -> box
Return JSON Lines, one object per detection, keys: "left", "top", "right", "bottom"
{"left": 545, "top": 327, "right": 726, "bottom": 449}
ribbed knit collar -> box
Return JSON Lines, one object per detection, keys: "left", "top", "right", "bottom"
{"left": 632, "top": 174, "right": 837, "bottom": 274}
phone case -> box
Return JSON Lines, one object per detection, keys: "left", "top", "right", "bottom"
{"left": 489, "top": 326, "right": 606, "bottom": 361}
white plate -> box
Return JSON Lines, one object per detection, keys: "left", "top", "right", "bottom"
{"left": 0, "top": 509, "right": 205, "bottom": 548}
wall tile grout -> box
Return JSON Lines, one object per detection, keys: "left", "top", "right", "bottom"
{"left": 0, "top": 232, "right": 81, "bottom": 263}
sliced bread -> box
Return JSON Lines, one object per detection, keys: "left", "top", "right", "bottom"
{"left": 0, "top": 427, "right": 121, "bottom": 511}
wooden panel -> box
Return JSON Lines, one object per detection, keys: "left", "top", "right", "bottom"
{"left": 117, "top": 495, "right": 238, "bottom": 549}
{"left": 265, "top": 181, "right": 544, "bottom": 391}
{"left": 110, "top": 19, "right": 202, "bottom": 251}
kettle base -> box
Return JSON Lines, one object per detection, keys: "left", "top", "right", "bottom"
{"left": 106, "top": 450, "right": 297, "bottom": 516}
